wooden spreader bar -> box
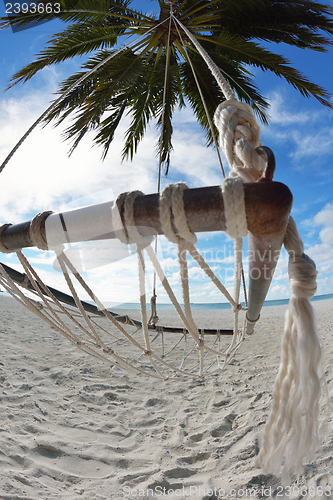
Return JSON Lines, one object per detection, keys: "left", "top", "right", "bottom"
{"left": 0, "top": 179, "right": 293, "bottom": 336}
{"left": 1, "top": 181, "right": 292, "bottom": 251}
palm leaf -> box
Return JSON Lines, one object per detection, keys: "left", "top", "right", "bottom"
{"left": 1, "top": 0, "right": 333, "bottom": 172}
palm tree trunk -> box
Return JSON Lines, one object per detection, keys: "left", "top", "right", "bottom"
{"left": 158, "top": 0, "right": 179, "bottom": 22}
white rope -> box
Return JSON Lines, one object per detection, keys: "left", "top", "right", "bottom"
{"left": 172, "top": 17, "right": 235, "bottom": 102}
{"left": 171, "top": 15, "right": 226, "bottom": 178}
{"left": 220, "top": 177, "right": 248, "bottom": 355}
{"left": 29, "top": 210, "right": 54, "bottom": 250}
{"left": 111, "top": 189, "right": 223, "bottom": 377}
{"left": 255, "top": 216, "right": 321, "bottom": 481}
{"left": 159, "top": 183, "right": 201, "bottom": 371}
{"left": 176, "top": 19, "right": 320, "bottom": 478}
{"left": 221, "top": 177, "right": 247, "bottom": 240}
{"left": 179, "top": 20, "right": 321, "bottom": 475}
{"left": 174, "top": 16, "right": 265, "bottom": 182}
{"left": 214, "top": 101, "right": 266, "bottom": 181}
{"left": 159, "top": 181, "right": 248, "bottom": 371}
{"left": 111, "top": 186, "right": 250, "bottom": 376}
{"left": 158, "top": 2, "right": 173, "bottom": 174}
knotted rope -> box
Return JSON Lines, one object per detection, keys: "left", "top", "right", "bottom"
{"left": 215, "top": 98, "right": 322, "bottom": 479}
{"left": 255, "top": 217, "right": 321, "bottom": 481}
{"left": 160, "top": 182, "right": 201, "bottom": 359}
{"left": 220, "top": 176, "right": 248, "bottom": 352}
{"left": 110, "top": 183, "right": 249, "bottom": 375}
{"left": 29, "top": 210, "right": 54, "bottom": 251}
{"left": 191, "top": 25, "right": 322, "bottom": 477}
{"left": 214, "top": 100, "right": 266, "bottom": 182}
{"left": 221, "top": 176, "right": 247, "bottom": 240}
{"left": 112, "top": 191, "right": 168, "bottom": 377}
{"left": 159, "top": 181, "right": 248, "bottom": 365}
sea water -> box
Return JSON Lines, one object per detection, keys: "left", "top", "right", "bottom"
{"left": 112, "top": 293, "right": 333, "bottom": 310}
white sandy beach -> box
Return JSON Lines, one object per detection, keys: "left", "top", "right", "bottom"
{"left": 1, "top": 294, "right": 333, "bottom": 500}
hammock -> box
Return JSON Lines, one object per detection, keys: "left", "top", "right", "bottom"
{"left": 0, "top": 9, "right": 321, "bottom": 482}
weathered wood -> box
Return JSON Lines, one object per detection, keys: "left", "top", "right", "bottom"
{"left": 0, "top": 181, "right": 292, "bottom": 251}
{"left": 0, "top": 180, "right": 293, "bottom": 336}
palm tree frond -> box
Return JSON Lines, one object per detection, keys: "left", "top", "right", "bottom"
{"left": 2, "top": 0, "right": 332, "bottom": 172}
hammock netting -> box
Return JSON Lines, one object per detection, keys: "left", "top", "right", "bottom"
{"left": 0, "top": 7, "right": 323, "bottom": 481}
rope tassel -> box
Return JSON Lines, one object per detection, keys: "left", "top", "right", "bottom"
{"left": 256, "top": 216, "right": 321, "bottom": 481}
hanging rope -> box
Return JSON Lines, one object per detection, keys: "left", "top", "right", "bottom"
{"left": 214, "top": 101, "right": 266, "bottom": 181}
{"left": 148, "top": 2, "right": 175, "bottom": 327}
{"left": 0, "top": 7, "right": 322, "bottom": 480}
{"left": 172, "top": 17, "right": 235, "bottom": 102}
{"left": 172, "top": 15, "right": 226, "bottom": 178}
{"left": 255, "top": 217, "right": 320, "bottom": 481}
{"left": 172, "top": 15, "right": 321, "bottom": 480}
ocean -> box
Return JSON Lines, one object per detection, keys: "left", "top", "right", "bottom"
{"left": 2, "top": 290, "right": 332, "bottom": 311}
{"left": 112, "top": 293, "right": 333, "bottom": 310}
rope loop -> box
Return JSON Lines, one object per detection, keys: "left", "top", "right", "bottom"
{"left": 103, "top": 347, "right": 115, "bottom": 355}
{"left": 284, "top": 216, "right": 317, "bottom": 299}
{"left": 221, "top": 177, "right": 247, "bottom": 239}
{"left": 160, "top": 182, "right": 197, "bottom": 245}
{"left": 0, "top": 223, "right": 13, "bottom": 253}
{"left": 112, "top": 192, "right": 130, "bottom": 244}
{"left": 196, "top": 339, "right": 204, "bottom": 351}
{"left": 232, "top": 303, "right": 243, "bottom": 314}
{"left": 29, "top": 210, "right": 54, "bottom": 251}
{"left": 112, "top": 190, "right": 155, "bottom": 245}
{"left": 148, "top": 293, "right": 159, "bottom": 326}
{"left": 288, "top": 253, "right": 317, "bottom": 299}
{"left": 214, "top": 100, "right": 266, "bottom": 181}
{"left": 245, "top": 312, "right": 260, "bottom": 325}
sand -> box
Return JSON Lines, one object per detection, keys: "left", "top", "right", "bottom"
{"left": 1, "top": 294, "right": 333, "bottom": 500}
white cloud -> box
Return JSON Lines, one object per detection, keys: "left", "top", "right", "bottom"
{"left": 0, "top": 91, "right": 162, "bottom": 224}
{"left": 289, "top": 129, "right": 333, "bottom": 159}
{"left": 319, "top": 264, "right": 333, "bottom": 274}
{"left": 268, "top": 91, "right": 313, "bottom": 126}
{"left": 319, "top": 227, "right": 333, "bottom": 245}
{"left": 305, "top": 202, "right": 333, "bottom": 264}
{"left": 267, "top": 283, "right": 290, "bottom": 300}
{"left": 2, "top": 80, "right": 332, "bottom": 307}
{"left": 313, "top": 202, "right": 333, "bottom": 227}
{"left": 260, "top": 90, "right": 333, "bottom": 164}
{"left": 307, "top": 242, "right": 333, "bottom": 263}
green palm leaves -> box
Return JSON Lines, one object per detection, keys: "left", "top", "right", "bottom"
{"left": 1, "top": 0, "right": 333, "bottom": 171}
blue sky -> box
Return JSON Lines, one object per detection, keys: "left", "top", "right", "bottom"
{"left": 1, "top": 1, "right": 333, "bottom": 306}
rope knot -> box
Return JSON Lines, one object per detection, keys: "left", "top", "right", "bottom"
{"left": 245, "top": 312, "right": 260, "bottom": 326}
{"left": 288, "top": 253, "right": 317, "bottom": 299}
{"left": 221, "top": 177, "right": 247, "bottom": 239}
{"left": 112, "top": 191, "right": 155, "bottom": 245}
{"left": 196, "top": 339, "right": 204, "bottom": 351}
{"left": 160, "top": 182, "right": 197, "bottom": 245}
{"left": 103, "top": 347, "right": 115, "bottom": 355}
{"left": 148, "top": 293, "right": 159, "bottom": 326}
{"left": 29, "top": 210, "right": 54, "bottom": 251}
{"left": 214, "top": 100, "right": 266, "bottom": 181}
{"left": 232, "top": 303, "right": 243, "bottom": 314}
